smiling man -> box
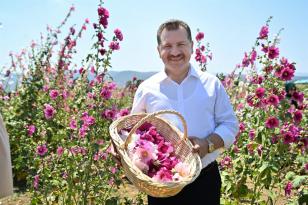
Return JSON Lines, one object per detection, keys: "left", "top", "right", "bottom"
{"left": 131, "top": 19, "right": 239, "bottom": 204}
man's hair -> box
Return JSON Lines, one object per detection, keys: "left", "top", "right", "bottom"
{"left": 157, "top": 19, "right": 192, "bottom": 45}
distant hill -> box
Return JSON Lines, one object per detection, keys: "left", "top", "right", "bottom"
{"left": 107, "top": 70, "right": 157, "bottom": 86}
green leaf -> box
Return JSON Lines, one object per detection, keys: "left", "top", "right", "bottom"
{"left": 292, "top": 175, "right": 307, "bottom": 188}
{"left": 285, "top": 171, "right": 296, "bottom": 180}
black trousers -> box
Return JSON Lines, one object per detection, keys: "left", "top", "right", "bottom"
{"left": 147, "top": 161, "right": 221, "bottom": 205}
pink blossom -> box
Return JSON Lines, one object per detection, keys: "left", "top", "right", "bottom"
{"left": 255, "top": 87, "right": 266, "bottom": 99}
{"left": 279, "top": 67, "right": 294, "bottom": 81}
{"left": 268, "top": 46, "right": 279, "bottom": 59}
{"left": 267, "top": 94, "right": 279, "bottom": 106}
{"left": 102, "top": 109, "right": 116, "bottom": 120}
{"left": 118, "top": 108, "right": 129, "bottom": 117}
{"left": 99, "top": 17, "right": 108, "bottom": 28}
{"left": 134, "top": 140, "right": 157, "bottom": 163}
{"left": 220, "top": 156, "right": 232, "bottom": 169}
{"left": 33, "top": 175, "right": 39, "bottom": 189}
{"left": 109, "top": 41, "right": 120, "bottom": 50}
{"left": 114, "top": 28, "right": 123, "bottom": 41}
{"left": 100, "top": 87, "right": 112, "bottom": 99}
{"left": 242, "top": 52, "right": 250, "bottom": 67}
{"left": 249, "top": 129, "right": 255, "bottom": 140}
{"left": 265, "top": 116, "right": 279, "bottom": 129}
{"left": 27, "top": 125, "right": 36, "bottom": 136}
{"left": 36, "top": 144, "right": 48, "bottom": 156}
{"left": 292, "top": 91, "right": 304, "bottom": 103}
{"left": 132, "top": 156, "right": 149, "bottom": 173}
{"left": 239, "top": 122, "right": 245, "bottom": 132}
{"left": 152, "top": 167, "right": 173, "bottom": 182}
{"left": 195, "top": 32, "right": 204, "bottom": 41}
{"left": 49, "top": 89, "right": 59, "bottom": 100}
{"left": 250, "top": 50, "right": 257, "bottom": 64}
{"left": 57, "top": 146, "right": 64, "bottom": 157}
{"left": 293, "top": 110, "right": 303, "bottom": 123}
{"left": 282, "top": 131, "right": 294, "bottom": 144}
{"left": 97, "top": 7, "right": 109, "bottom": 18}
{"left": 284, "top": 181, "right": 292, "bottom": 197}
{"left": 69, "top": 119, "right": 77, "bottom": 129}
{"left": 259, "top": 26, "right": 269, "bottom": 39}
{"left": 44, "top": 104, "right": 56, "bottom": 119}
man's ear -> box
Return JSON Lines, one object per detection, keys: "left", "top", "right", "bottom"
{"left": 157, "top": 46, "right": 161, "bottom": 58}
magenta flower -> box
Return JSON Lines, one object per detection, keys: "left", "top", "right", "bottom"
{"left": 255, "top": 87, "right": 266, "bottom": 99}
{"left": 195, "top": 32, "right": 204, "bottom": 41}
{"left": 27, "top": 125, "right": 36, "bottom": 136}
{"left": 265, "top": 116, "right": 279, "bottom": 129}
{"left": 49, "top": 89, "right": 59, "bottom": 100}
{"left": 57, "top": 146, "right": 64, "bottom": 157}
{"left": 102, "top": 109, "right": 116, "bottom": 120}
{"left": 250, "top": 50, "right": 257, "bottom": 64}
{"left": 220, "top": 156, "right": 232, "bottom": 169}
{"left": 97, "top": 7, "right": 109, "bottom": 18}
{"left": 36, "top": 144, "right": 48, "bottom": 156}
{"left": 259, "top": 26, "right": 269, "bottom": 39}
{"left": 118, "top": 108, "right": 129, "bottom": 117}
{"left": 283, "top": 131, "right": 294, "bottom": 144}
{"left": 239, "top": 122, "right": 245, "bottom": 132}
{"left": 100, "top": 87, "right": 112, "bottom": 99}
{"left": 153, "top": 167, "right": 173, "bottom": 182}
{"left": 109, "top": 41, "right": 120, "bottom": 50}
{"left": 69, "top": 119, "right": 77, "bottom": 129}
{"left": 242, "top": 52, "right": 250, "bottom": 67}
{"left": 284, "top": 181, "right": 292, "bottom": 197}
{"left": 293, "top": 110, "right": 303, "bottom": 123}
{"left": 33, "top": 175, "right": 39, "bottom": 189}
{"left": 249, "top": 129, "right": 255, "bottom": 140}
{"left": 114, "top": 28, "right": 123, "bottom": 41}
{"left": 292, "top": 91, "right": 304, "bottom": 103}
{"left": 44, "top": 104, "right": 56, "bottom": 120}
{"left": 267, "top": 94, "right": 279, "bottom": 106}
{"left": 268, "top": 46, "right": 279, "bottom": 59}
{"left": 279, "top": 67, "right": 294, "bottom": 81}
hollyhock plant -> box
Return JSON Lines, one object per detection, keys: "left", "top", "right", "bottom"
{"left": 218, "top": 17, "right": 307, "bottom": 204}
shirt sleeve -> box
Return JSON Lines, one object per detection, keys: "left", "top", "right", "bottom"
{"left": 131, "top": 85, "right": 147, "bottom": 114}
{"left": 213, "top": 79, "right": 239, "bottom": 149}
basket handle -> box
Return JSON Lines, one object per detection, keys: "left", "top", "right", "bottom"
{"left": 123, "top": 110, "right": 188, "bottom": 149}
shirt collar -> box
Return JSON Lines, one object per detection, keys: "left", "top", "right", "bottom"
{"left": 156, "top": 64, "right": 199, "bottom": 83}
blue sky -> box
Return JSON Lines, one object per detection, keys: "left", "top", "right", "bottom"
{"left": 1, "top": 0, "right": 308, "bottom": 75}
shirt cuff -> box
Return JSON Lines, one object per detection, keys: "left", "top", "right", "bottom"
{"left": 214, "top": 124, "right": 237, "bottom": 149}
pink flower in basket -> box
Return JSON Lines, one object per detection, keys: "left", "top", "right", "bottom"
{"left": 122, "top": 123, "right": 190, "bottom": 183}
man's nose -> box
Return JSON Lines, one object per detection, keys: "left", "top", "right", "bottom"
{"left": 170, "top": 46, "right": 181, "bottom": 56}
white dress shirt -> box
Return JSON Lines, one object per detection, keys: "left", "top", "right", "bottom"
{"left": 131, "top": 65, "right": 239, "bottom": 168}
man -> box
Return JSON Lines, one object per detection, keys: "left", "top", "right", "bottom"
{"left": 0, "top": 113, "right": 14, "bottom": 198}
{"left": 131, "top": 19, "right": 239, "bottom": 204}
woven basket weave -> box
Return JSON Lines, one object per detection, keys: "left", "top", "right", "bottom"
{"left": 109, "top": 110, "right": 202, "bottom": 197}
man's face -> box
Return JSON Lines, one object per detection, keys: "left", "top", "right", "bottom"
{"left": 157, "top": 27, "right": 193, "bottom": 75}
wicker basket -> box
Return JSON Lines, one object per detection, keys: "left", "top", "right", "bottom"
{"left": 109, "top": 110, "right": 202, "bottom": 197}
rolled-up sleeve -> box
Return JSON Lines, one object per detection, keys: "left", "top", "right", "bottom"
{"left": 213, "top": 80, "right": 239, "bottom": 149}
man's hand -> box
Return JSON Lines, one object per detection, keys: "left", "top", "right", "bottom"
{"left": 189, "top": 136, "right": 209, "bottom": 158}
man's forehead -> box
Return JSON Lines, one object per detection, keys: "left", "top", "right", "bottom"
{"left": 160, "top": 28, "right": 189, "bottom": 42}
